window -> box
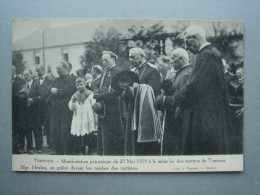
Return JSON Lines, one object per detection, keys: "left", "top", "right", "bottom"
{"left": 63, "top": 53, "right": 69, "bottom": 62}
{"left": 35, "top": 56, "right": 40, "bottom": 64}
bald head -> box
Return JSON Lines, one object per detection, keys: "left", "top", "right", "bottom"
{"left": 129, "top": 48, "right": 146, "bottom": 67}
{"left": 129, "top": 48, "right": 146, "bottom": 58}
{"left": 172, "top": 48, "right": 189, "bottom": 63}
{"left": 170, "top": 48, "right": 190, "bottom": 70}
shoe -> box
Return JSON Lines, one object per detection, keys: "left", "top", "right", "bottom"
{"left": 36, "top": 150, "right": 42, "bottom": 154}
{"left": 28, "top": 150, "right": 34, "bottom": 154}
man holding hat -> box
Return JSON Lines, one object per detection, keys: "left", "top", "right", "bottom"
{"left": 93, "top": 51, "right": 124, "bottom": 155}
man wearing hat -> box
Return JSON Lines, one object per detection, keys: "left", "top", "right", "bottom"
{"left": 93, "top": 51, "right": 124, "bottom": 155}
{"left": 12, "top": 65, "right": 26, "bottom": 154}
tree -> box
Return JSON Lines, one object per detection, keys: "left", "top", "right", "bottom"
{"left": 12, "top": 50, "right": 25, "bottom": 74}
{"left": 209, "top": 21, "right": 243, "bottom": 68}
{"left": 126, "top": 23, "right": 166, "bottom": 63}
{"left": 81, "top": 26, "right": 130, "bottom": 72}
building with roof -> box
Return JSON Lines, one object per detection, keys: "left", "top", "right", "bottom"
{"left": 13, "top": 19, "right": 243, "bottom": 76}
{"left": 12, "top": 19, "right": 176, "bottom": 76}
{"left": 12, "top": 23, "right": 97, "bottom": 76}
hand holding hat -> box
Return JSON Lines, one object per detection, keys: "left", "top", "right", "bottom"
{"left": 111, "top": 71, "right": 139, "bottom": 92}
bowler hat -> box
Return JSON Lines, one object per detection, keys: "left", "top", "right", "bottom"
{"left": 111, "top": 71, "right": 139, "bottom": 91}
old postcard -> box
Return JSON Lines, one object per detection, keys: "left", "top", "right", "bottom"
{"left": 12, "top": 18, "right": 243, "bottom": 172}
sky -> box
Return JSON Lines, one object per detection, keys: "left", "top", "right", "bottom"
{"left": 12, "top": 18, "right": 243, "bottom": 43}
{"left": 12, "top": 19, "right": 87, "bottom": 42}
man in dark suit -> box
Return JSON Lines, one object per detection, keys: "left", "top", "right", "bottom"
{"left": 12, "top": 66, "right": 26, "bottom": 154}
{"left": 156, "top": 26, "right": 231, "bottom": 155}
{"left": 35, "top": 65, "right": 53, "bottom": 147}
{"left": 24, "top": 69, "right": 43, "bottom": 154}
{"left": 93, "top": 51, "right": 124, "bottom": 155}
{"left": 128, "top": 47, "right": 162, "bottom": 155}
{"left": 50, "top": 61, "right": 77, "bottom": 155}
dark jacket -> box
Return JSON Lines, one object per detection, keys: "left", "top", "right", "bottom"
{"left": 93, "top": 66, "right": 125, "bottom": 155}
{"left": 90, "top": 77, "right": 101, "bottom": 94}
{"left": 165, "top": 44, "right": 231, "bottom": 155}
{"left": 131, "top": 62, "right": 161, "bottom": 96}
{"left": 26, "top": 79, "right": 42, "bottom": 129}
{"left": 29, "top": 77, "right": 53, "bottom": 113}
{"left": 12, "top": 76, "right": 26, "bottom": 128}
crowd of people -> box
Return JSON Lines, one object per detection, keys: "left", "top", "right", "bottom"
{"left": 12, "top": 25, "right": 243, "bottom": 156}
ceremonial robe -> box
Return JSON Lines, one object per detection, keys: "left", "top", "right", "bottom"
{"left": 131, "top": 62, "right": 161, "bottom": 96}
{"left": 131, "top": 62, "right": 162, "bottom": 155}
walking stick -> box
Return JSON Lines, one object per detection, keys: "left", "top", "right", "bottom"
{"left": 160, "top": 109, "right": 166, "bottom": 156}
{"left": 160, "top": 90, "right": 166, "bottom": 156}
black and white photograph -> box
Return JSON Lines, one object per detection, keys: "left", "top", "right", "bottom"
{"left": 12, "top": 18, "right": 244, "bottom": 172}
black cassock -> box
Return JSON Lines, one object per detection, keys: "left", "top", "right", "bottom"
{"left": 165, "top": 44, "right": 231, "bottom": 155}
{"left": 94, "top": 66, "right": 125, "bottom": 155}
{"left": 49, "top": 74, "right": 77, "bottom": 154}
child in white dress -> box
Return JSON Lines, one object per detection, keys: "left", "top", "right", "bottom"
{"left": 68, "top": 77, "right": 97, "bottom": 154}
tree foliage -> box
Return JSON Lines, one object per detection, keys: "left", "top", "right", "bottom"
{"left": 126, "top": 23, "right": 166, "bottom": 64}
{"left": 81, "top": 23, "right": 168, "bottom": 71}
{"left": 81, "top": 26, "right": 130, "bottom": 72}
{"left": 170, "top": 21, "right": 244, "bottom": 68}
{"left": 12, "top": 50, "right": 25, "bottom": 74}
{"left": 209, "top": 22, "right": 243, "bottom": 67}
{"left": 81, "top": 22, "right": 243, "bottom": 73}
